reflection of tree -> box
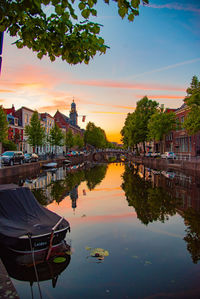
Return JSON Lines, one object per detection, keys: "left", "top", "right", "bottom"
{"left": 84, "top": 164, "right": 107, "bottom": 190}
{"left": 64, "top": 170, "right": 85, "bottom": 190}
{"left": 183, "top": 208, "right": 200, "bottom": 264}
{"left": 121, "top": 165, "right": 178, "bottom": 225}
{"left": 50, "top": 180, "right": 67, "bottom": 203}
{"left": 31, "top": 188, "right": 49, "bottom": 206}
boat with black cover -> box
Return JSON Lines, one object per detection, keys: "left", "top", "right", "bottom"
{"left": 0, "top": 184, "right": 70, "bottom": 257}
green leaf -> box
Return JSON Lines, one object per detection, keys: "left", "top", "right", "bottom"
{"left": 78, "top": 2, "right": 86, "bottom": 10}
{"left": 81, "top": 9, "right": 90, "bottom": 19}
{"left": 131, "top": 0, "right": 140, "bottom": 8}
{"left": 128, "top": 13, "right": 134, "bottom": 21}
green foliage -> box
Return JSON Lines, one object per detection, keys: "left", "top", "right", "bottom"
{"left": 148, "top": 109, "right": 176, "bottom": 141}
{"left": 25, "top": 111, "right": 46, "bottom": 151}
{"left": 121, "top": 97, "right": 158, "bottom": 150}
{"left": 0, "top": 105, "right": 8, "bottom": 142}
{"left": 74, "top": 133, "right": 84, "bottom": 149}
{"left": 184, "top": 75, "right": 200, "bottom": 135}
{"left": 0, "top": 0, "right": 149, "bottom": 64}
{"left": 49, "top": 123, "right": 64, "bottom": 150}
{"left": 84, "top": 122, "right": 107, "bottom": 148}
{"left": 65, "top": 129, "right": 74, "bottom": 149}
{"left": 2, "top": 139, "right": 17, "bottom": 151}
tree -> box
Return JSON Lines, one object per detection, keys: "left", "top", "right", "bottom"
{"left": 184, "top": 75, "right": 200, "bottom": 135}
{"left": 65, "top": 129, "right": 74, "bottom": 150}
{"left": 0, "top": 0, "right": 149, "bottom": 65}
{"left": 25, "top": 111, "right": 45, "bottom": 152}
{"left": 74, "top": 133, "right": 84, "bottom": 149}
{"left": 0, "top": 105, "right": 8, "bottom": 143}
{"left": 148, "top": 108, "right": 176, "bottom": 153}
{"left": 49, "top": 123, "right": 64, "bottom": 154}
{"left": 121, "top": 97, "right": 158, "bottom": 153}
{"left": 2, "top": 139, "right": 17, "bottom": 151}
{"left": 84, "top": 121, "right": 107, "bottom": 148}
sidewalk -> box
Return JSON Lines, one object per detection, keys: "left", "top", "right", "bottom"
{"left": 0, "top": 259, "right": 19, "bottom": 299}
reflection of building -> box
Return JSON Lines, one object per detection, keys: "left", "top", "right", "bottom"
{"left": 70, "top": 185, "right": 78, "bottom": 211}
{"left": 149, "top": 169, "right": 200, "bottom": 212}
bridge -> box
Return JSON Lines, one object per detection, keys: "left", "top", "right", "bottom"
{"left": 92, "top": 149, "right": 131, "bottom": 163}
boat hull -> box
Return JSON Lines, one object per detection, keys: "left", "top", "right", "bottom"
{"left": 0, "top": 225, "right": 70, "bottom": 253}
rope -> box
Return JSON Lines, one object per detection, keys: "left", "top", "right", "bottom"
{"left": 28, "top": 234, "right": 43, "bottom": 299}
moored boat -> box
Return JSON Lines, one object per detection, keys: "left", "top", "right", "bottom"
{"left": 42, "top": 162, "right": 57, "bottom": 169}
{"left": 0, "top": 184, "right": 70, "bottom": 258}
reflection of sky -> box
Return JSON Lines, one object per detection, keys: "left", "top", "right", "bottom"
{"left": 14, "top": 163, "right": 200, "bottom": 298}
{"left": 1, "top": 0, "right": 200, "bottom": 142}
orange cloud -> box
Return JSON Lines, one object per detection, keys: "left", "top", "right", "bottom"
{"left": 91, "top": 111, "right": 127, "bottom": 114}
{"left": 69, "top": 79, "right": 185, "bottom": 92}
{"left": 0, "top": 89, "right": 14, "bottom": 93}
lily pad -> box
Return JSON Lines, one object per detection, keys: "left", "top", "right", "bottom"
{"left": 90, "top": 248, "right": 109, "bottom": 257}
{"left": 53, "top": 257, "right": 66, "bottom": 263}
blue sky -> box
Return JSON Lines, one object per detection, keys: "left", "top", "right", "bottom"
{"left": 0, "top": 0, "right": 200, "bottom": 142}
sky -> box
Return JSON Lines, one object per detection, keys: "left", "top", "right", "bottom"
{"left": 0, "top": 0, "right": 200, "bottom": 143}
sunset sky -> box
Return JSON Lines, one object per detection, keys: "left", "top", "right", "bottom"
{"left": 0, "top": 0, "right": 200, "bottom": 143}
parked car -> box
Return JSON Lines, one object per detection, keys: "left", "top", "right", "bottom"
{"left": 24, "top": 153, "right": 39, "bottom": 163}
{"left": 161, "top": 152, "right": 176, "bottom": 159}
{"left": 152, "top": 152, "right": 161, "bottom": 158}
{"left": 1, "top": 151, "right": 24, "bottom": 166}
{"left": 145, "top": 152, "right": 152, "bottom": 157}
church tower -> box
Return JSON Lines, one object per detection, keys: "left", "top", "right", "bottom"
{"left": 69, "top": 99, "right": 78, "bottom": 126}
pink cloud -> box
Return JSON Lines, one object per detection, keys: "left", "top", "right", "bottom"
{"left": 69, "top": 79, "right": 185, "bottom": 92}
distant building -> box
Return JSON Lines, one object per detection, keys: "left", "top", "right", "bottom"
{"left": 54, "top": 100, "right": 84, "bottom": 136}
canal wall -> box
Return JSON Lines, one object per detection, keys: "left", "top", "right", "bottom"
{"left": 131, "top": 156, "right": 200, "bottom": 176}
{"left": 0, "top": 154, "right": 91, "bottom": 184}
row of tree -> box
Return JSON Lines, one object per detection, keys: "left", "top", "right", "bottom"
{"left": 121, "top": 75, "right": 200, "bottom": 152}
{"left": 0, "top": 108, "right": 116, "bottom": 153}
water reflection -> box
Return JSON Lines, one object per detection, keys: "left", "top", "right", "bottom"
{"left": 121, "top": 164, "right": 179, "bottom": 225}
{"left": 121, "top": 163, "right": 200, "bottom": 264}
{"left": 0, "top": 243, "right": 71, "bottom": 292}
{"left": 24, "top": 163, "right": 107, "bottom": 208}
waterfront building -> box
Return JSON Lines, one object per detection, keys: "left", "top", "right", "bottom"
{"left": 15, "top": 106, "right": 35, "bottom": 153}
{"left": 4, "top": 105, "right": 24, "bottom": 151}
{"left": 165, "top": 103, "right": 200, "bottom": 159}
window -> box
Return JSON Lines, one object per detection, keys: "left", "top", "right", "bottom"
{"left": 14, "top": 118, "right": 18, "bottom": 126}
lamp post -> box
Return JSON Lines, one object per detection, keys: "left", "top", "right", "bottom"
{"left": 0, "top": 31, "right": 4, "bottom": 75}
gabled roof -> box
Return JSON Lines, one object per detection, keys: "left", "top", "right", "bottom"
{"left": 175, "top": 103, "right": 187, "bottom": 113}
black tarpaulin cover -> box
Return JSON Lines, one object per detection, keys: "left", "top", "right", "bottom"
{"left": 0, "top": 186, "right": 69, "bottom": 238}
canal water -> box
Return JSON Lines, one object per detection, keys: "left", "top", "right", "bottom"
{"left": 2, "top": 162, "right": 200, "bottom": 298}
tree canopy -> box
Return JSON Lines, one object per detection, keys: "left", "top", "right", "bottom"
{"left": 184, "top": 75, "right": 200, "bottom": 135}
{"left": 0, "top": 0, "right": 149, "bottom": 64}
{"left": 0, "top": 105, "right": 8, "bottom": 143}
{"left": 148, "top": 109, "right": 176, "bottom": 142}
{"left": 49, "top": 123, "right": 64, "bottom": 152}
{"left": 25, "top": 110, "right": 46, "bottom": 151}
{"left": 84, "top": 121, "right": 107, "bottom": 148}
{"left": 65, "top": 129, "right": 74, "bottom": 149}
{"left": 121, "top": 96, "right": 158, "bottom": 151}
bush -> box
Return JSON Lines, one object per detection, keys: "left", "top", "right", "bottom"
{"left": 2, "top": 140, "right": 17, "bottom": 151}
